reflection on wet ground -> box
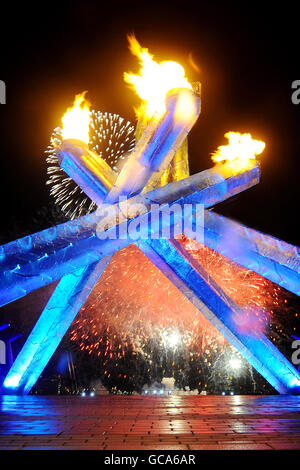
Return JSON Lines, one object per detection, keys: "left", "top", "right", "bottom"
{"left": 1, "top": 394, "right": 300, "bottom": 449}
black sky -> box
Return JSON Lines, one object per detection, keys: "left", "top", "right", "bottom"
{"left": 0, "top": 1, "right": 299, "bottom": 245}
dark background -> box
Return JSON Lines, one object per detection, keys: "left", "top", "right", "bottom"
{"left": 0, "top": 0, "right": 299, "bottom": 245}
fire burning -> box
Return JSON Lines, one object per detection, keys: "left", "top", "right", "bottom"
{"left": 211, "top": 131, "right": 265, "bottom": 172}
{"left": 61, "top": 92, "right": 91, "bottom": 143}
{"left": 124, "top": 35, "right": 193, "bottom": 119}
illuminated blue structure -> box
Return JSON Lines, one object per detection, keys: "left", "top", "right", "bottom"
{"left": 138, "top": 238, "right": 300, "bottom": 394}
{"left": 0, "top": 324, "right": 10, "bottom": 333}
{"left": 3, "top": 161, "right": 300, "bottom": 395}
{"left": 105, "top": 88, "right": 200, "bottom": 201}
{"left": 1, "top": 84, "right": 299, "bottom": 395}
{"left": 3, "top": 259, "right": 110, "bottom": 393}
{"left": 57, "top": 139, "right": 116, "bottom": 206}
{"left": 1, "top": 163, "right": 260, "bottom": 393}
{"left": 202, "top": 211, "right": 300, "bottom": 296}
{"left": 0, "top": 164, "right": 259, "bottom": 307}
{"left": 2, "top": 87, "right": 201, "bottom": 394}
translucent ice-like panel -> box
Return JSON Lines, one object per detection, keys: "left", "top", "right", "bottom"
{"left": 138, "top": 238, "right": 300, "bottom": 394}
{"left": 202, "top": 211, "right": 300, "bottom": 296}
{"left": 0, "top": 165, "right": 259, "bottom": 307}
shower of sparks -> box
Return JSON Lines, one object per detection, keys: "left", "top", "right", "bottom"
{"left": 69, "top": 237, "right": 291, "bottom": 393}
{"left": 46, "top": 110, "right": 135, "bottom": 219}
{"left": 180, "top": 236, "right": 273, "bottom": 330}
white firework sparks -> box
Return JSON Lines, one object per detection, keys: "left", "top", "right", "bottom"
{"left": 46, "top": 110, "right": 135, "bottom": 219}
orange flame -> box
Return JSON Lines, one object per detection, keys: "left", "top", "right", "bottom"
{"left": 124, "top": 35, "right": 192, "bottom": 119}
{"left": 62, "top": 92, "right": 91, "bottom": 143}
{"left": 211, "top": 131, "right": 265, "bottom": 172}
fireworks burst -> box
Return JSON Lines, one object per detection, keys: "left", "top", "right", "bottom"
{"left": 180, "top": 236, "right": 277, "bottom": 327}
{"left": 46, "top": 110, "right": 135, "bottom": 219}
{"left": 69, "top": 239, "right": 291, "bottom": 393}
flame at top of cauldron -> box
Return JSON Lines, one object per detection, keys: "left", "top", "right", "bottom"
{"left": 211, "top": 131, "right": 265, "bottom": 172}
{"left": 61, "top": 92, "right": 91, "bottom": 143}
{"left": 124, "top": 34, "right": 192, "bottom": 119}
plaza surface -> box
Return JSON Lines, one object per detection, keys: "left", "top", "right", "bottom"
{"left": 0, "top": 394, "right": 300, "bottom": 450}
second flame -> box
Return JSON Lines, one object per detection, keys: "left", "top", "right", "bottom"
{"left": 62, "top": 92, "right": 91, "bottom": 144}
{"left": 211, "top": 131, "right": 265, "bottom": 172}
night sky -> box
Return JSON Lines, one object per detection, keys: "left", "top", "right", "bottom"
{"left": 0, "top": 0, "right": 299, "bottom": 246}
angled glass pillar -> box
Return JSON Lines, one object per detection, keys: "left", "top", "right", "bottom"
{"left": 202, "top": 210, "right": 300, "bottom": 296}
{"left": 2, "top": 256, "right": 111, "bottom": 394}
{"left": 1, "top": 164, "right": 259, "bottom": 394}
{"left": 0, "top": 164, "right": 259, "bottom": 307}
{"left": 137, "top": 238, "right": 300, "bottom": 395}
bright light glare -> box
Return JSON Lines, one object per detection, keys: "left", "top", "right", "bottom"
{"left": 62, "top": 92, "right": 90, "bottom": 143}
{"left": 290, "top": 377, "right": 300, "bottom": 387}
{"left": 3, "top": 374, "right": 21, "bottom": 388}
{"left": 165, "top": 331, "right": 181, "bottom": 348}
{"left": 229, "top": 358, "right": 242, "bottom": 370}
